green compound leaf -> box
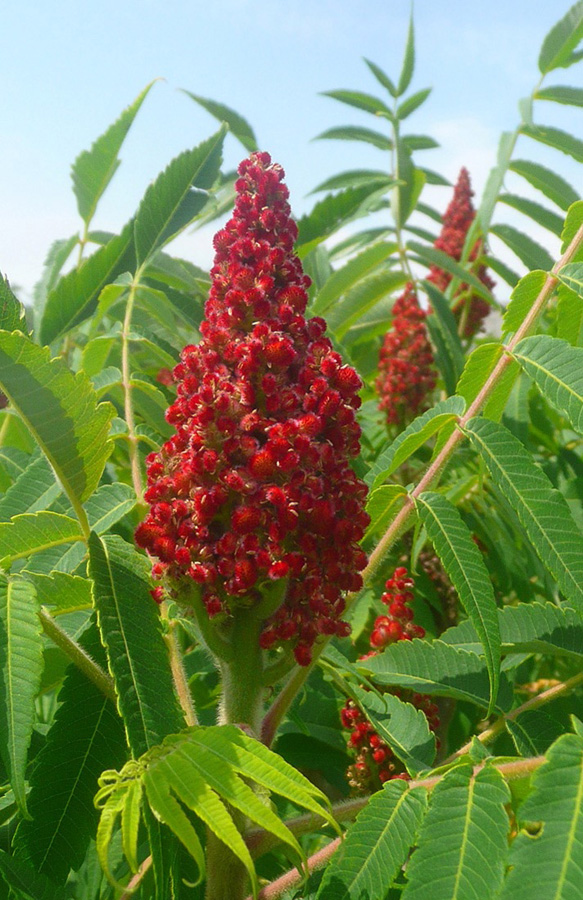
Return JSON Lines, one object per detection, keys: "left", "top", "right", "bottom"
{"left": 397, "top": 87, "right": 432, "bottom": 121}
{"left": 499, "top": 733, "right": 583, "bottom": 900}
{"left": 513, "top": 335, "right": 583, "bottom": 433}
{"left": 506, "top": 709, "right": 565, "bottom": 757}
{"left": 359, "top": 639, "right": 512, "bottom": 712}
{"left": 311, "top": 241, "right": 396, "bottom": 317}
{"left": 0, "top": 454, "right": 62, "bottom": 522}
{"left": 0, "top": 331, "right": 115, "bottom": 528}
{"left": 0, "top": 513, "right": 84, "bottom": 564}
{"left": 311, "top": 169, "right": 395, "bottom": 194}
{"left": 424, "top": 283, "right": 466, "bottom": 394}
{"left": 313, "top": 125, "right": 393, "bottom": 150}
{"left": 416, "top": 492, "right": 500, "bottom": 715}
{"left": 538, "top": 1, "right": 583, "bottom": 73}
{"left": 558, "top": 261, "right": 583, "bottom": 297}
{"left": 71, "top": 82, "right": 155, "bottom": 224}
{"left": 490, "top": 223, "right": 555, "bottom": 271}
{"left": 402, "top": 764, "right": 510, "bottom": 900}
{"left": 134, "top": 126, "right": 226, "bottom": 265}
{"left": 316, "top": 780, "right": 428, "bottom": 900}
{"left": 0, "top": 275, "right": 27, "bottom": 333}
{"left": 350, "top": 685, "right": 436, "bottom": 775}
{"left": 366, "top": 395, "right": 466, "bottom": 490}
{"left": 364, "top": 57, "right": 398, "bottom": 98}
{"left": 441, "top": 601, "right": 583, "bottom": 661}
{"left": 499, "top": 193, "right": 564, "bottom": 236}
{"left": 33, "top": 235, "right": 79, "bottom": 333}
{"left": 84, "top": 482, "right": 136, "bottom": 533}
{"left": 0, "top": 577, "right": 42, "bottom": 817}
{"left": 319, "top": 89, "right": 393, "bottom": 117}
{"left": 0, "top": 850, "right": 70, "bottom": 900}
{"left": 24, "top": 571, "right": 92, "bottom": 614}
{"left": 560, "top": 202, "right": 583, "bottom": 257}
{"left": 557, "top": 284, "right": 583, "bottom": 347}
{"left": 12, "top": 623, "right": 127, "bottom": 886}
{"left": 536, "top": 85, "right": 583, "bottom": 107}
{"left": 408, "top": 241, "right": 493, "bottom": 301}
{"left": 96, "top": 725, "right": 338, "bottom": 898}
{"left": 364, "top": 485, "right": 407, "bottom": 539}
{"left": 297, "top": 184, "right": 386, "bottom": 251}
{"left": 454, "top": 342, "right": 520, "bottom": 425}
{"left": 182, "top": 91, "right": 258, "bottom": 152}
{"left": 509, "top": 159, "right": 579, "bottom": 211}
{"left": 326, "top": 270, "right": 406, "bottom": 339}
{"left": 397, "top": 13, "right": 416, "bottom": 95}
{"left": 520, "top": 123, "right": 583, "bottom": 164}
{"left": 39, "top": 225, "right": 135, "bottom": 345}
{"left": 88, "top": 533, "right": 184, "bottom": 757}
{"left": 464, "top": 417, "right": 583, "bottom": 614}
{"left": 501, "top": 270, "right": 547, "bottom": 337}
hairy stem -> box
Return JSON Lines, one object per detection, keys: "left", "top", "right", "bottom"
{"left": 206, "top": 611, "right": 266, "bottom": 900}
{"left": 39, "top": 606, "right": 116, "bottom": 701}
{"left": 444, "top": 668, "right": 583, "bottom": 764}
{"left": 122, "top": 275, "right": 146, "bottom": 511}
{"left": 119, "top": 855, "right": 152, "bottom": 900}
{"left": 162, "top": 604, "right": 198, "bottom": 727}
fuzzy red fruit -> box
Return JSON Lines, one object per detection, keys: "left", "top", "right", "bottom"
{"left": 135, "top": 152, "right": 369, "bottom": 664}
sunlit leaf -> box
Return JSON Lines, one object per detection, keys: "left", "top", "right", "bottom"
{"left": 520, "top": 123, "right": 583, "bottom": 163}
{"left": 182, "top": 92, "right": 258, "bottom": 152}
{"left": 536, "top": 85, "right": 583, "bottom": 107}
{"left": 465, "top": 417, "right": 583, "bottom": 613}
{"left": 39, "top": 225, "right": 135, "bottom": 345}
{"left": 538, "top": 1, "right": 583, "bottom": 73}
{"left": 367, "top": 396, "right": 466, "bottom": 490}
{"left": 499, "top": 734, "right": 583, "bottom": 899}
{"left": 350, "top": 685, "right": 436, "bottom": 775}
{"left": 12, "top": 623, "right": 127, "bottom": 886}
{"left": 311, "top": 242, "right": 396, "bottom": 316}
{"left": 89, "top": 534, "right": 184, "bottom": 757}
{"left": 71, "top": 82, "right": 155, "bottom": 224}
{"left": 499, "top": 193, "right": 564, "bottom": 235}
{"left": 316, "top": 780, "right": 428, "bottom": 900}
{"left": 403, "top": 764, "right": 509, "bottom": 900}
{"left": 416, "top": 492, "right": 500, "bottom": 714}
{"left": 513, "top": 334, "right": 583, "bottom": 432}
{"left": 490, "top": 223, "right": 554, "bottom": 271}
{"left": 313, "top": 125, "right": 392, "bottom": 150}
{"left": 441, "top": 601, "right": 583, "bottom": 661}
{"left": 509, "top": 159, "right": 579, "bottom": 211}
{"left": 134, "top": 126, "right": 226, "bottom": 265}
{"left": 359, "top": 639, "right": 512, "bottom": 711}
{"left": 0, "top": 577, "right": 41, "bottom": 817}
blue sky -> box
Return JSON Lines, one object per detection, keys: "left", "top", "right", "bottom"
{"left": 1, "top": 0, "right": 582, "bottom": 301}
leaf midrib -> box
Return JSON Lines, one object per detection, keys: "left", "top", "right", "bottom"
{"left": 553, "top": 754, "right": 583, "bottom": 900}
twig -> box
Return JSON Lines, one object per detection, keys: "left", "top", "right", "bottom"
{"left": 443, "top": 668, "right": 583, "bottom": 765}
{"left": 119, "top": 855, "right": 152, "bottom": 899}
{"left": 162, "top": 604, "right": 198, "bottom": 726}
{"left": 121, "top": 275, "right": 146, "bottom": 510}
{"left": 39, "top": 606, "right": 116, "bottom": 702}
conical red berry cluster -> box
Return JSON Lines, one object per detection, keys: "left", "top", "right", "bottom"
{"left": 376, "top": 285, "right": 437, "bottom": 427}
{"left": 341, "top": 567, "right": 439, "bottom": 791}
{"left": 428, "top": 167, "right": 495, "bottom": 337}
{"left": 376, "top": 169, "right": 495, "bottom": 429}
{"left": 136, "top": 152, "right": 370, "bottom": 666}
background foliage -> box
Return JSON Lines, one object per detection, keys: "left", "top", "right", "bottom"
{"left": 1, "top": 3, "right": 583, "bottom": 899}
